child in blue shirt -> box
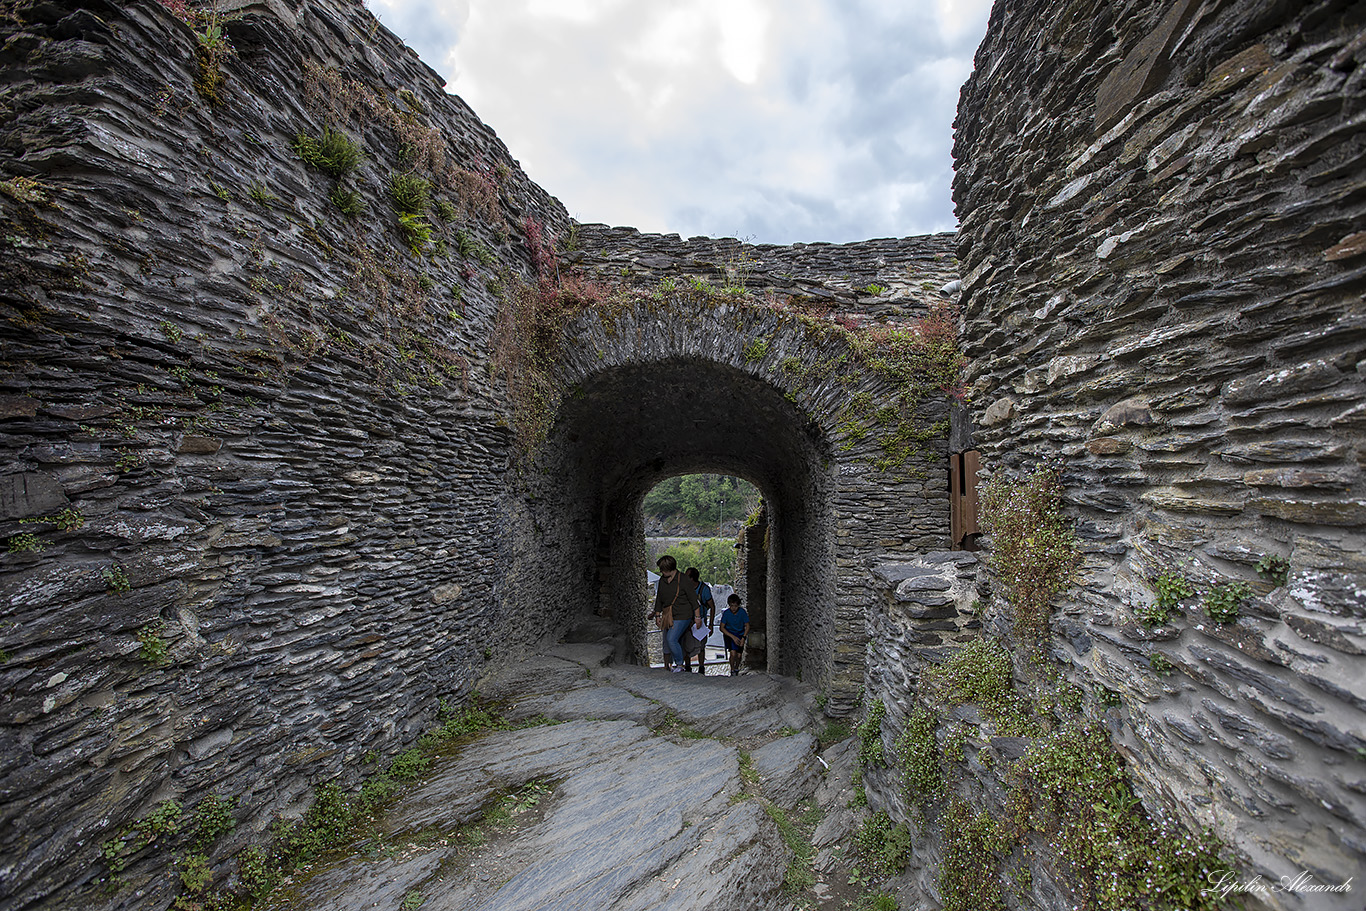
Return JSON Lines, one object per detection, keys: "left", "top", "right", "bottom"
{"left": 720, "top": 593, "right": 749, "bottom": 677}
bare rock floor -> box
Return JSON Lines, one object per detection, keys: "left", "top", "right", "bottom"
{"left": 259, "top": 643, "right": 867, "bottom": 911}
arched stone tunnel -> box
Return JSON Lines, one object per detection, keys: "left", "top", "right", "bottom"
{"left": 501, "top": 295, "right": 953, "bottom": 712}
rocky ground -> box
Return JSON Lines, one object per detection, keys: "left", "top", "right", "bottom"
{"left": 256, "top": 642, "right": 876, "bottom": 911}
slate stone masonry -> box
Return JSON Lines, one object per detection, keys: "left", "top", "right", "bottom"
{"left": 946, "top": 0, "right": 1366, "bottom": 904}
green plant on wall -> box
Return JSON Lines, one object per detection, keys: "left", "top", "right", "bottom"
{"left": 6, "top": 533, "right": 44, "bottom": 554}
{"left": 1139, "top": 569, "right": 1196, "bottom": 626}
{"left": 978, "top": 463, "right": 1081, "bottom": 641}
{"left": 855, "top": 810, "right": 912, "bottom": 875}
{"left": 939, "top": 797, "right": 1010, "bottom": 911}
{"left": 104, "top": 563, "right": 131, "bottom": 594}
{"left": 1255, "top": 554, "right": 1289, "bottom": 587}
{"left": 1016, "top": 723, "right": 1234, "bottom": 911}
{"left": 137, "top": 620, "right": 170, "bottom": 665}
{"left": 857, "top": 699, "right": 887, "bottom": 768}
{"left": 1202, "top": 580, "right": 1251, "bottom": 624}
{"left": 293, "top": 128, "right": 362, "bottom": 178}
{"left": 390, "top": 173, "right": 430, "bottom": 216}
{"left": 328, "top": 185, "right": 366, "bottom": 218}
{"left": 894, "top": 705, "right": 941, "bottom": 809}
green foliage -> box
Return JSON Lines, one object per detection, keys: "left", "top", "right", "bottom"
{"left": 642, "top": 474, "right": 759, "bottom": 529}
{"left": 1149, "top": 653, "right": 1175, "bottom": 676}
{"left": 328, "top": 185, "right": 366, "bottom": 218}
{"left": 397, "top": 213, "right": 432, "bottom": 254}
{"left": 6, "top": 533, "right": 43, "bottom": 554}
{"left": 863, "top": 283, "right": 887, "bottom": 295}
{"left": 738, "top": 749, "right": 760, "bottom": 787}
{"left": 647, "top": 538, "right": 740, "bottom": 585}
{"left": 922, "top": 638, "right": 1035, "bottom": 736}
{"left": 433, "top": 199, "right": 458, "bottom": 221}
{"left": 101, "top": 800, "right": 184, "bottom": 879}
{"left": 292, "top": 128, "right": 362, "bottom": 178}
{"left": 819, "top": 721, "right": 850, "bottom": 747}
{"left": 979, "top": 464, "right": 1081, "bottom": 639}
{"left": 858, "top": 699, "right": 887, "bottom": 768}
{"left": 401, "top": 889, "right": 426, "bottom": 910}
{"left": 178, "top": 853, "right": 213, "bottom": 893}
{"left": 485, "top": 779, "right": 553, "bottom": 826}
{"left": 159, "top": 320, "right": 183, "bottom": 342}
{"left": 855, "top": 810, "right": 913, "bottom": 875}
{"left": 894, "top": 706, "right": 941, "bottom": 806}
{"left": 137, "top": 620, "right": 170, "bottom": 665}
{"left": 104, "top": 563, "right": 131, "bottom": 594}
{"left": 247, "top": 183, "right": 278, "bottom": 206}
{"left": 191, "top": 795, "right": 236, "bottom": 849}
{"left": 1140, "top": 570, "right": 1196, "bottom": 626}
{"left": 1255, "top": 554, "right": 1289, "bottom": 587}
{"left": 939, "top": 797, "right": 1010, "bottom": 911}
{"left": 1203, "top": 580, "right": 1251, "bottom": 624}
{"left": 859, "top": 893, "right": 899, "bottom": 911}
{"left": 389, "top": 747, "right": 431, "bottom": 781}
{"left": 390, "top": 173, "right": 431, "bottom": 216}
{"left": 742, "top": 338, "right": 770, "bottom": 361}
{"left": 1019, "top": 724, "right": 1235, "bottom": 911}
{"left": 762, "top": 802, "right": 821, "bottom": 893}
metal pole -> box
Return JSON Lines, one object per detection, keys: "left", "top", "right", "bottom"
{"left": 718, "top": 499, "right": 724, "bottom": 539}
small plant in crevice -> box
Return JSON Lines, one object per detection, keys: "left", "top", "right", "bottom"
{"left": 390, "top": 173, "right": 431, "bottom": 216}
{"left": 855, "top": 810, "right": 912, "bottom": 876}
{"left": 247, "top": 182, "right": 277, "bottom": 207}
{"left": 292, "top": 128, "right": 362, "bottom": 178}
{"left": 1140, "top": 569, "right": 1196, "bottom": 626}
{"left": 104, "top": 563, "right": 132, "bottom": 594}
{"left": 742, "top": 337, "right": 770, "bottom": 362}
{"left": 191, "top": 8, "right": 237, "bottom": 104}
{"left": 1203, "top": 580, "right": 1251, "bottom": 624}
{"left": 397, "top": 213, "right": 432, "bottom": 255}
{"left": 978, "top": 463, "right": 1081, "bottom": 641}
{"left": 1149, "top": 653, "right": 1175, "bottom": 676}
{"left": 6, "top": 533, "right": 44, "bottom": 554}
{"left": 857, "top": 699, "right": 888, "bottom": 768}
{"left": 894, "top": 705, "right": 941, "bottom": 809}
{"left": 328, "top": 184, "right": 366, "bottom": 218}
{"left": 938, "top": 796, "right": 1010, "bottom": 911}
{"left": 137, "top": 620, "right": 170, "bottom": 665}
{"left": 1255, "top": 554, "right": 1290, "bottom": 588}
{"left": 99, "top": 799, "right": 184, "bottom": 881}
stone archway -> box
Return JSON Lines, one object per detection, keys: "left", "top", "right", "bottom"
{"left": 501, "top": 294, "right": 953, "bottom": 716}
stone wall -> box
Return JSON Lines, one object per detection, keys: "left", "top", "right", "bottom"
{"left": 515, "top": 278, "right": 957, "bottom": 712}
{"left": 0, "top": 4, "right": 967, "bottom": 908}
{"left": 0, "top": 1, "right": 566, "bottom": 907}
{"left": 936, "top": 0, "right": 1365, "bottom": 904}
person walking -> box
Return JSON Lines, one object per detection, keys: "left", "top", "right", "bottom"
{"left": 650, "top": 555, "right": 701, "bottom": 673}
{"left": 720, "top": 593, "right": 749, "bottom": 677}
{"left": 684, "top": 567, "right": 716, "bottom": 675}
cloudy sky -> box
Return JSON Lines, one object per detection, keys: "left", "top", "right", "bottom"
{"left": 365, "top": 0, "right": 993, "bottom": 245}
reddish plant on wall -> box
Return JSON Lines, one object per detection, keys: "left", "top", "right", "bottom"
{"left": 979, "top": 463, "right": 1081, "bottom": 641}
{"left": 521, "top": 215, "right": 557, "bottom": 284}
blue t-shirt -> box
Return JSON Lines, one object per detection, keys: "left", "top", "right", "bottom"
{"left": 696, "top": 582, "right": 714, "bottom": 618}
{"left": 720, "top": 607, "right": 749, "bottom": 637}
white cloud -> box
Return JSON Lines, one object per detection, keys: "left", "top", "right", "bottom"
{"left": 365, "top": 0, "right": 991, "bottom": 243}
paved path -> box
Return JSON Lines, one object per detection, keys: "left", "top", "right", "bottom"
{"left": 260, "top": 643, "right": 864, "bottom": 911}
